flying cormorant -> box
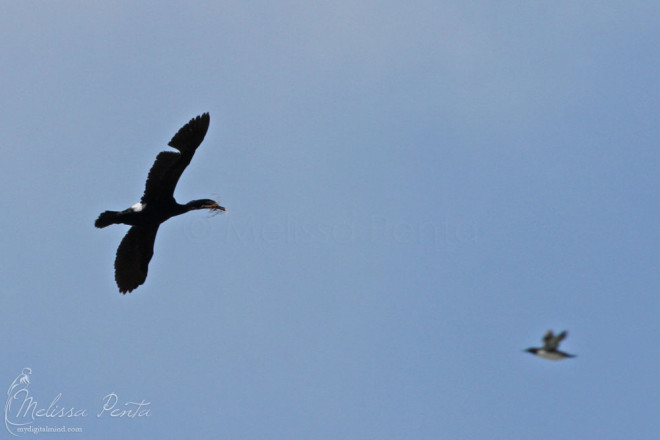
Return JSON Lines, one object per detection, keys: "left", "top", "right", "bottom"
{"left": 524, "top": 330, "right": 576, "bottom": 360}
{"left": 95, "top": 113, "right": 225, "bottom": 294}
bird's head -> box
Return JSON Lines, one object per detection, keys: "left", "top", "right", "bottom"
{"left": 524, "top": 348, "right": 538, "bottom": 355}
{"left": 186, "top": 199, "right": 226, "bottom": 213}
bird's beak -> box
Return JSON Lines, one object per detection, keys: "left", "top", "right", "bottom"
{"left": 211, "top": 203, "right": 226, "bottom": 213}
{"left": 201, "top": 201, "right": 226, "bottom": 212}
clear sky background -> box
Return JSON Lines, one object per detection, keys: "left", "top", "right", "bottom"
{"left": 1, "top": 1, "right": 659, "bottom": 438}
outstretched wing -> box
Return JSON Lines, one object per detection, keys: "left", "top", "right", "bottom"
{"left": 542, "top": 330, "right": 555, "bottom": 349}
{"left": 114, "top": 225, "right": 160, "bottom": 294}
{"left": 543, "top": 330, "right": 567, "bottom": 350}
{"left": 141, "top": 113, "right": 210, "bottom": 204}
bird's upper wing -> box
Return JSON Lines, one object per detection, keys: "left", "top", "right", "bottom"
{"left": 542, "top": 330, "right": 555, "bottom": 349}
{"left": 114, "top": 225, "right": 160, "bottom": 294}
{"left": 141, "top": 113, "right": 210, "bottom": 204}
{"left": 543, "top": 330, "right": 567, "bottom": 350}
{"left": 553, "top": 331, "right": 568, "bottom": 348}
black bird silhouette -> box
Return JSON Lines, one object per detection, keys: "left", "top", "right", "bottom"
{"left": 525, "top": 330, "right": 576, "bottom": 360}
{"left": 95, "top": 113, "right": 225, "bottom": 294}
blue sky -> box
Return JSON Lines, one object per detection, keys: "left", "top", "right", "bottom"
{"left": 1, "top": 1, "right": 659, "bottom": 438}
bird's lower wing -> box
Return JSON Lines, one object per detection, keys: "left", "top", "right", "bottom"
{"left": 114, "top": 225, "right": 159, "bottom": 294}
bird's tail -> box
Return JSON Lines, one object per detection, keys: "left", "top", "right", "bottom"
{"left": 95, "top": 211, "right": 120, "bottom": 228}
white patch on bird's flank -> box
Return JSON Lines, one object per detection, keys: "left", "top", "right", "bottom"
{"left": 131, "top": 202, "right": 145, "bottom": 212}
{"left": 536, "top": 350, "right": 566, "bottom": 361}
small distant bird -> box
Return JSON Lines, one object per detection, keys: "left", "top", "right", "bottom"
{"left": 95, "top": 113, "right": 225, "bottom": 294}
{"left": 525, "top": 330, "right": 576, "bottom": 360}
